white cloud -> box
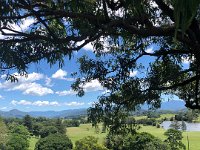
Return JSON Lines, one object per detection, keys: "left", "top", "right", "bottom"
{"left": 130, "top": 70, "right": 138, "bottom": 77}
{"left": 56, "top": 89, "right": 77, "bottom": 96}
{"left": 52, "top": 69, "right": 67, "bottom": 79}
{"left": 0, "top": 107, "right": 7, "bottom": 110}
{"left": 56, "top": 79, "right": 103, "bottom": 96}
{"left": 11, "top": 100, "right": 83, "bottom": 107}
{"left": 0, "top": 72, "right": 53, "bottom": 96}
{"left": 11, "top": 100, "right": 60, "bottom": 107}
{"left": 0, "top": 95, "right": 4, "bottom": 99}
{"left": 52, "top": 69, "right": 75, "bottom": 81}
{"left": 88, "top": 102, "right": 95, "bottom": 105}
{"left": 77, "top": 41, "right": 93, "bottom": 51}
{"left": 33, "top": 101, "right": 60, "bottom": 106}
{"left": 181, "top": 56, "right": 194, "bottom": 65}
{"left": 145, "top": 47, "right": 154, "bottom": 53}
{"left": 83, "top": 79, "right": 103, "bottom": 92}
{"left": 64, "top": 101, "right": 84, "bottom": 106}
{"left": 22, "top": 83, "right": 54, "bottom": 96}
{"left": 45, "top": 77, "right": 53, "bottom": 87}
{"left": 2, "top": 18, "right": 35, "bottom": 33}
{"left": 11, "top": 100, "right": 32, "bottom": 105}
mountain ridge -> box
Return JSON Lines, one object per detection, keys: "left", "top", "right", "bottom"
{"left": 0, "top": 100, "right": 186, "bottom": 118}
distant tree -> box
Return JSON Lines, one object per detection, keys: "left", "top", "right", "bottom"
{"left": 39, "top": 126, "right": 58, "bottom": 138}
{"left": 6, "top": 134, "right": 29, "bottom": 150}
{"left": 105, "top": 132, "right": 170, "bottom": 150}
{"left": 32, "top": 123, "right": 43, "bottom": 137}
{"left": 55, "top": 118, "right": 66, "bottom": 134}
{"left": 169, "top": 120, "right": 181, "bottom": 130}
{"left": 164, "top": 129, "right": 186, "bottom": 150}
{"left": 10, "top": 125, "right": 30, "bottom": 139}
{"left": 34, "top": 134, "right": 73, "bottom": 150}
{"left": 181, "top": 121, "right": 187, "bottom": 131}
{"left": 147, "top": 111, "right": 160, "bottom": 119}
{"left": 23, "top": 115, "right": 33, "bottom": 132}
{"left": 63, "top": 119, "right": 80, "bottom": 127}
{"left": 124, "top": 132, "right": 170, "bottom": 150}
{"left": 74, "top": 136, "right": 108, "bottom": 150}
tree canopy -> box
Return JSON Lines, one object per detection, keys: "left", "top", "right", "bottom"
{"left": 34, "top": 133, "right": 73, "bottom": 150}
{"left": 0, "top": 0, "right": 200, "bottom": 130}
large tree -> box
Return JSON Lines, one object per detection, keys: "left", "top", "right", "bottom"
{"left": 0, "top": 0, "right": 200, "bottom": 128}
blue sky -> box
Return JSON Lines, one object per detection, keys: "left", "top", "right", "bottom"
{"left": 0, "top": 20, "right": 190, "bottom": 112}
{"left": 0, "top": 43, "right": 110, "bottom": 111}
{"left": 0, "top": 44, "right": 189, "bottom": 112}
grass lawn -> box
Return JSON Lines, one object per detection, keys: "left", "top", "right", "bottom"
{"left": 67, "top": 124, "right": 107, "bottom": 145}
{"left": 139, "top": 125, "right": 200, "bottom": 150}
{"left": 67, "top": 123, "right": 200, "bottom": 150}
{"left": 28, "top": 137, "right": 39, "bottom": 150}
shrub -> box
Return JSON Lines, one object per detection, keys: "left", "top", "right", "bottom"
{"left": 74, "top": 136, "right": 108, "bottom": 150}
{"left": 6, "top": 134, "right": 29, "bottom": 150}
{"left": 34, "top": 134, "right": 73, "bottom": 150}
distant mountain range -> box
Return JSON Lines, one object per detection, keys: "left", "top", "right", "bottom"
{"left": 0, "top": 100, "right": 186, "bottom": 118}
{"left": 0, "top": 108, "right": 87, "bottom": 118}
{"left": 142, "top": 100, "right": 186, "bottom": 111}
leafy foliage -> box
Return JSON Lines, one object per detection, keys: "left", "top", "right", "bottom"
{"left": 164, "top": 129, "right": 186, "bottom": 150}
{"left": 6, "top": 134, "right": 29, "bottom": 150}
{"left": 0, "top": 0, "right": 200, "bottom": 132}
{"left": 9, "top": 124, "right": 30, "bottom": 139}
{"left": 34, "top": 134, "right": 73, "bottom": 150}
{"left": 0, "top": 118, "right": 8, "bottom": 149}
{"left": 105, "top": 132, "right": 170, "bottom": 150}
{"left": 23, "top": 115, "right": 33, "bottom": 132}
{"left": 74, "top": 136, "right": 108, "bottom": 150}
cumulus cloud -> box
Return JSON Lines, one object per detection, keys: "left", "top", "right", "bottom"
{"left": 56, "top": 89, "right": 77, "bottom": 96}
{"left": 64, "top": 101, "right": 84, "bottom": 106}
{"left": 145, "top": 47, "right": 154, "bottom": 53}
{"left": 11, "top": 100, "right": 60, "bottom": 106}
{"left": 77, "top": 41, "right": 93, "bottom": 51}
{"left": 0, "top": 72, "right": 53, "bottom": 96}
{"left": 11, "top": 100, "right": 84, "bottom": 107}
{"left": 83, "top": 79, "right": 104, "bottom": 92}
{"left": 52, "top": 69, "right": 75, "bottom": 81}
{"left": 56, "top": 79, "right": 103, "bottom": 96}
{"left": 130, "top": 70, "right": 138, "bottom": 77}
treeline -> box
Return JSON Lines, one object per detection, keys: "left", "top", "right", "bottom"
{"left": 0, "top": 114, "right": 188, "bottom": 150}
{"left": 0, "top": 115, "right": 88, "bottom": 149}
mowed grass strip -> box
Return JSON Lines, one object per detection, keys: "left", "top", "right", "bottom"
{"left": 28, "top": 137, "right": 39, "bottom": 150}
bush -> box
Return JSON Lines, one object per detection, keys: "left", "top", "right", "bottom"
{"left": 39, "top": 126, "right": 58, "bottom": 138}
{"left": 34, "top": 134, "right": 73, "bottom": 150}
{"left": 164, "top": 129, "right": 186, "bottom": 150}
{"left": 105, "top": 132, "right": 170, "bottom": 150}
{"left": 125, "top": 132, "right": 170, "bottom": 150}
{"left": 6, "top": 134, "right": 29, "bottom": 150}
{"left": 74, "top": 136, "right": 108, "bottom": 150}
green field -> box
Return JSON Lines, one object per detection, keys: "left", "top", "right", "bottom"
{"left": 67, "top": 124, "right": 200, "bottom": 150}
{"left": 66, "top": 124, "right": 107, "bottom": 145}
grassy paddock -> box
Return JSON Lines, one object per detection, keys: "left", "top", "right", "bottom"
{"left": 67, "top": 124, "right": 107, "bottom": 145}
{"left": 67, "top": 123, "right": 200, "bottom": 150}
